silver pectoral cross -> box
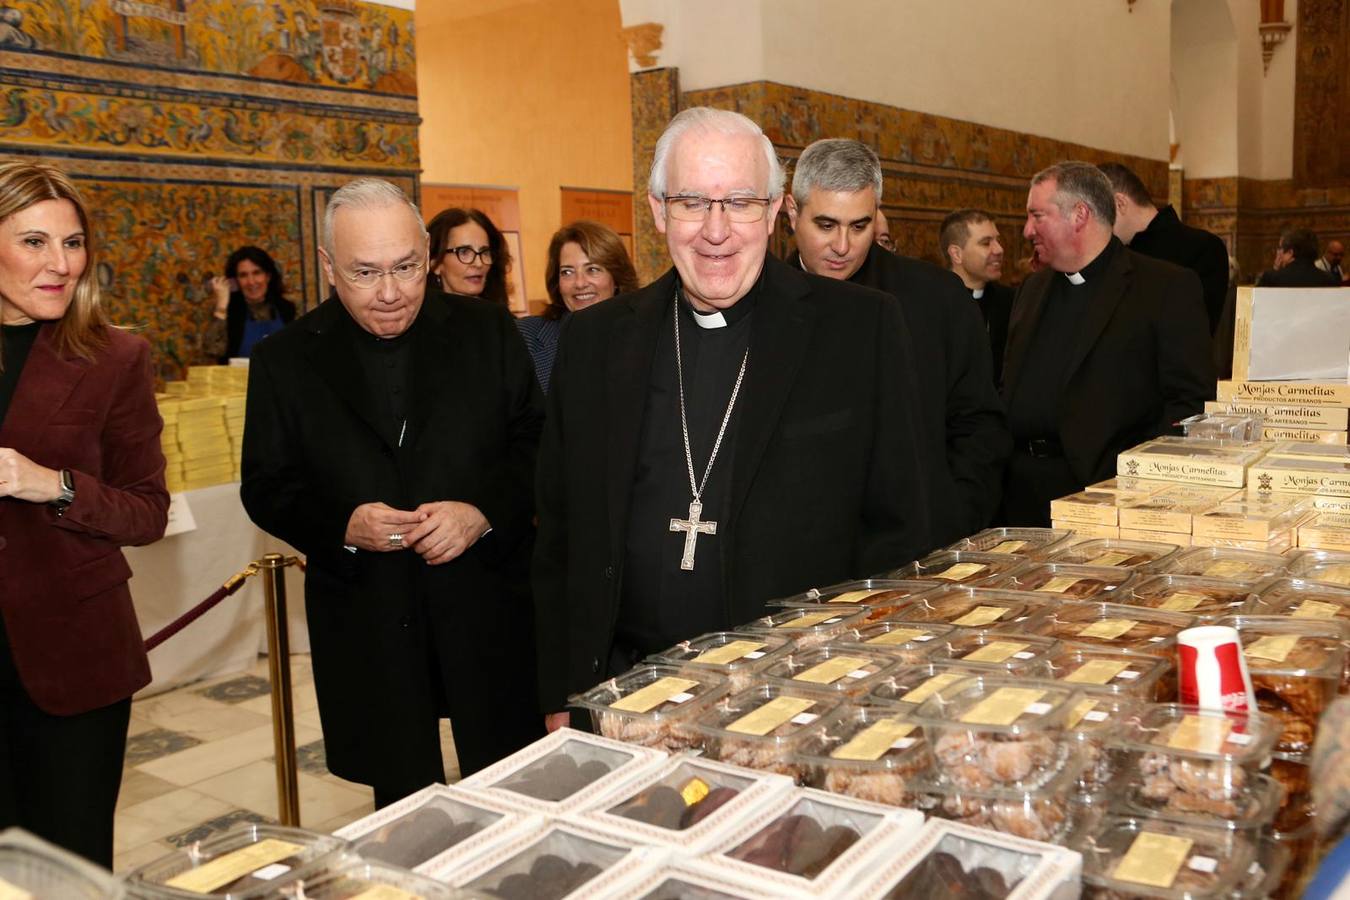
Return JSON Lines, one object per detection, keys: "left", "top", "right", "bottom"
{"left": 670, "top": 499, "right": 717, "bottom": 571}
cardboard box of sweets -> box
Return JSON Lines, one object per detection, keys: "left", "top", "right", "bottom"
{"left": 1191, "top": 492, "right": 1314, "bottom": 542}
{"left": 1117, "top": 437, "right": 1268, "bottom": 488}
{"left": 1217, "top": 378, "right": 1350, "bottom": 407}
{"left": 1298, "top": 512, "right": 1350, "bottom": 552}
{"left": 1116, "top": 484, "right": 1238, "bottom": 535}
{"left": 1052, "top": 518, "right": 1118, "bottom": 539}
{"left": 1050, "top": 491, "right": 1137, "bottom": 527}
{"left": 1249, "top": 455, "right": 1350, "bottom": 498}
{"left": 850, "top": 818, "right": 1081, "bottom": 900}
{"left": 1204, "top": 399, "right": 1350, "bottom": 430}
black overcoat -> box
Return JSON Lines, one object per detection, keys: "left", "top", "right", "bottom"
{"left": 533, "top": 255, "right": 932, "bottom": 712}
{"left": 241, "top": 292, "right": 544, "bottom": 781}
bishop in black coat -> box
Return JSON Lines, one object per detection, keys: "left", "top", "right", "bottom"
{"left": 841, "top": 243, "right": 1011, "bottom": 546}
{"left": 533, "top": 255, "right": 931, "bottom": 715}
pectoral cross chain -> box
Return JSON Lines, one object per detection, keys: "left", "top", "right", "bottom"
{"left": 670, "top": 499, "right": 717, "bottom": 571}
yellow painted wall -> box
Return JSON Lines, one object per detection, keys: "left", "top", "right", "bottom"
{"left": 415, "top": 0, "right": 634, "bottom": 306}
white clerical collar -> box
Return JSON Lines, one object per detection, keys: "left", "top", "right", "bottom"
{"left": 1064, "top": 271, "right": 1086, "bottom": 285}
{"left": 691, "top": 307, "right": 727, "bottom": 329}
{"left": 971, "top": 288, "right": 985, "bottom": 299}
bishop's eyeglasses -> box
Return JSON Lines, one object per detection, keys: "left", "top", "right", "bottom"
{"left": 338, "top": 259, "right": 426, "bottom": 289}
{"left": 663, "top": 194, "right": 773, "bottom": 223}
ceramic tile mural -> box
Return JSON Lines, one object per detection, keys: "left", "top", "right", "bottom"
{"left": 0, "top": 0, "right": 419, "bottom": 380}
{"left": 630, "top": 75, "right": 1167, "bottom": 282}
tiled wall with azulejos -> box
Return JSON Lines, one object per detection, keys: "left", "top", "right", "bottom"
{"left": 0, "top": 0, "right": 419, "bottom": 380}
{"left": 629, "top": 71, "right": 1168, "bottom": 286}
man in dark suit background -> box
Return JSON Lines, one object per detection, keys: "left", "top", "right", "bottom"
{"left": 1100, "top": 162, "right": 1230, "bottom": 335}
{"left": 1002, "top": 161, "right": 1212, "bottom": 526}
{"left": 242, "top": 178, "right": 543, "bottom": 805}
{"left": 1258, "top": 228, "right": 1342, "bottom": 287}
{"left": 534, "top": 108, "right": 931, "bottom": 731}
{"left": 785, "top": 139, "right": 1009, "bottom": 547}
{"left": 939, "top": 208, "right": 1015, "bottom": 384}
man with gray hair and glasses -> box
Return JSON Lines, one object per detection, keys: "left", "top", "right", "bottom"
{"left": 786, "top": 138, "right": 1009, "bottom": 547}
{"left": 242, "top": 177, "right": 545, "bottom": 804}
{"left": 534, "top": 107, "right": 931, "bottom": 732}
{"left": 1001, "top": 161, "right": 1212, "bottom": 525}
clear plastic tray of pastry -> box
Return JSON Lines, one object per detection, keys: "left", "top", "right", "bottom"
{"left": 455, "top": 727, "right": 664, "bottom": 812}
{"left": 1042, "top": 645, "right": 1174, "bottom": 700}
{"left": 577, "top": 755, "right": 792, "bottom": 853}
{"left": 1179, "top": 412, "right": 1263, "bottom": 442}
{"left": 823, "top": 619, "right": 955, "bottom": 664}
{"left": 1158, "top": 547, "right": 1289, "bottom": 583}
{"left": 336, "top": 784, "right": 524, "bottom": 873}
{"left": 1043, "top": 537, "right": 1182, "bottom": 570}
{"left": 795, "top": 704, "right": 934, "bottom": 809}
{"left": 708, "top": 788, "right": 919, "bottom": 890}
{"left": 645, "top": 631, "right": 794, "bottom": 694}
{"left": 882, "top": 586, "right": 1051, "bottom": 629}
{"left": 735, "top": 605, "right": 870, "bottom": 648}
{"left": 853, "top": 818, "right": 1082, "bottom": 900}
{"left": 777, "top": 578, "right": 940, "bottom": 614}
{"left": 909, "top": 674, "right": 1080, "bottom": 791}
{"left": 1105, "top": 768, "right": 1284, "bottom": 833}
{"left": 1061, "top": 694, "right": 1140, "bottom": 794}
{"left": 124, "top": 823, "right": 345, "bottom": 899}
{"left": 1123, "top": 574, "right": 1257, "bottom": 619}
{"left": 0, "top": 828, "right": 125, "bottom": 899}
{"left": 984, "top": 562, "right": 1138, "bottom": 599}
{"left": 758, "top": 645, "right": 903, "bottom": 697}
{"left": 885, "top": 550, "right": 1031, "bottom": 585}
{"left": 1216, "top": 614, "right": 1346, "bottom": 755}
{"left": 1113, "top": 705, "right": 1279, "bottom": 811}
{"left": 1283, "top": 547, "right": 1350, "bottom": 587}
{"left": 1251, "top": 576, "right": 1350, "bottom": 623}
{"left": 922, "top": 748, "right": 1090, "bottom": 844}
{"left": 1265, "top": 753, "right": 1315, "bottom": 899}
{"left": 691, "top": 684, "right": 843, "bottom": 781}
{"left": 1021, "top": 601, "right": 1194, "bottom": 656}
{"left": 1077, "top": 813, "right": 1255, "bottom": 898}
{"left": 1232, "top": 838, "right": 1291, "bottom": 900}
{"left": 453, "top": 822, "right": 642, "bottom": 900}
{"left": 944, "top": 526, "right": 1076, "bottom": 558}
{"left": 925, "top": 630, "right": 1060, "bottom": 678}
{"left": 569, "top": 664, "right": 730, "bottom": 753}
{"left": 275, "top": 855, "right": 457, "bottom": 899}
{"left": 865, "top": 662, "right": 990, "bottom": 712}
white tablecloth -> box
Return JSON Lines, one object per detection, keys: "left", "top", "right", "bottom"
{"left": 126, "top": 482, "right": 310, "bottom": 698}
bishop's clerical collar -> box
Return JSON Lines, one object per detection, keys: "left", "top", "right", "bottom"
{"left": 971, "top": 287, "right": 985, "bottom": 299}
{"left": 677, "top": 268, "right": 761, "bottom": 329}
{"left": 1062, "top": 236, "right": 1121, "bottom": 287}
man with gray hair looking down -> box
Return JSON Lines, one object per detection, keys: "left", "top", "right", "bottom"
{"left": 534, "top": 108, "right": 932, "bottom": 731}
{"left": 242, "top": 177, "right": 545, "bottom": 803}
{"left": 786, "top": 138, "right": 1010, "bottom": 547}
{"left": 1001, "top": 161, "right": 1212, "bottom": 526}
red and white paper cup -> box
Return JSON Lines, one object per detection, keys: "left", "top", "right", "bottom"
{"left": 1177, "top": 625, "right": 1256, "bottom": 713}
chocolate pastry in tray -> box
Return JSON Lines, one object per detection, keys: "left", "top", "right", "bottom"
{"left": 609, "top": 779, "right": 740, "bottom": 830}
{"left": 353, "top": 805, "right": 486, "bottom": 868}
{"left": 884, "top": 850, "right": 1017, "bottom": 899}
{"left": 486, "top": 855, "right": 606, "bottom": 900}
{"left": 726, "top": 814, "right": 861, "bottom": 878}
{"left": 497, "top": 754, "right": 615, "bottom": 802}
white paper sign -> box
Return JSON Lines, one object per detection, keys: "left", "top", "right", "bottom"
{"left": 163, "top": 492, "right": 198, "bottom": 538}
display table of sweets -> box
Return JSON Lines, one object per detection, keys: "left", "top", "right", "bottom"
{"left": 567, "top": 528, "right": 1350, "bottom": 898}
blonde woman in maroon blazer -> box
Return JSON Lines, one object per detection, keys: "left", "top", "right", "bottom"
{"left": 0, "top": 161, "right": 168, "bottom": 866}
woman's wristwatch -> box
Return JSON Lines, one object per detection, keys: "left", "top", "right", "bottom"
{"left": 51, "top": 468, "right": 75, "bottom": 516}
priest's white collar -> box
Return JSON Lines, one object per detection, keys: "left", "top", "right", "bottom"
{"left": 1064, "top": 271, "right": 1086, "bottom": 285}
{"left": 691, "top": 307, "right": 727, "bottom": 329}
{"left": 971, "top": 287, "right": 985, "bottom": 299}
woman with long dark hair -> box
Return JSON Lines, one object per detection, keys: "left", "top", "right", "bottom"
{"left": 204, "top": 245, "right": 297, "bottom": 361}
{"left": 0, "top": 160, "right": 168, "bottom": 865}
{"left": 427, "top": 207, "right": 512, "bottom": 306}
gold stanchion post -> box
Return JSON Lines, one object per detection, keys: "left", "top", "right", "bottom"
{"left": 259, "top": 552, "right": 301, "bottom": 826}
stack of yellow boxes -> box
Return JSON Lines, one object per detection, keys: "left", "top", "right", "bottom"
{"left": 1211, "top": 379, "right": 1350, "bottom": 445}
{"left": 152, "top": 365, "right": 248, "bottom": 493}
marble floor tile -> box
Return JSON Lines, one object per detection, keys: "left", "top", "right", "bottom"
{"left": 164, "top": 809, "right": 273, "bottom": 848}
{"left": 135, "top": 723, "right": 322, "bottom": 786}
{"left": 190, "top": 760, "right": 371, "bottom": 825}
{"left": 126, "top": 714, "right": 158, "bottom": 737}
{"left": 135, "top": 690, "right": 272, "bottom": 743}
{"left": 195, "top": 674, "right": 272, "bottom": 704}
{"left": 295, "top": 709, "right": 323, "bottom": 731}
{"left": 114, "top": 788, "right": 232, "bottom": 855}
{"left": 124, "top": 727, "right": 203, "bottom": 766}
{"left": 117, "top": 768, "right": 178, "bottom": 810}
{"left": 112, "top": 839, "right": 175, "bottom": 875}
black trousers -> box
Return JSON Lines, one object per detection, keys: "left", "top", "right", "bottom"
{"left": 0, "top": 618, "right": 131, "bottom": 868}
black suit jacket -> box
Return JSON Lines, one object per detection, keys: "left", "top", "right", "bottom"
{"left": 846, "top": 244, "right": 1011, "bottom": 545}
{"left": 533, "top": 255, "right": 931, "bottom": 712}
{"left": 241, "top": 293, "right": 544, "bottom": 780}
{"left": 1002, "top": 247, "right": 1214, "bottom": 485}
{"left": 976, "top": 280, "right": 1014, "bottom": 385}
{"left": 1257, "top": 259, "right": 1341, "bottom": 288}
{"left": 1129, "top": 205, "right": 1230, "bottom": 333}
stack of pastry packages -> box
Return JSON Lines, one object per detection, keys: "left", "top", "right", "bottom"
{"left": 569, "top": 525, "right": 1350, "bottom": 898}
{"left": 154, "top": 365, "right": 249, "bottom": 493}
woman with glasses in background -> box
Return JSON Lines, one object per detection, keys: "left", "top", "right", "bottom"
{"left": 517, "top": 220, "right": 637, "bottom": 394}
{"left": 427, "top": 207, "right": 512, "bottom": 306}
